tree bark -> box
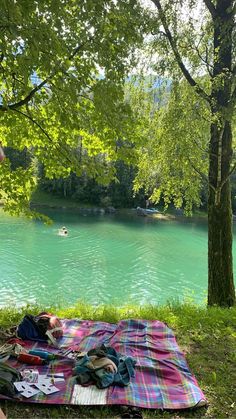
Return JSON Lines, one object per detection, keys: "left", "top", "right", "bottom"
{"left": 208, "top": 0, "right": 235, "bottom": 306}
{"left": 208, "top": 122, "right": 235, "bottom": 306}
{"left": 152, "top": 0, "right": 235, "bottom": 305}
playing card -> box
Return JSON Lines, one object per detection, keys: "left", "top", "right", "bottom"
{"left": 37, "top": 374, "right": 64, "bottom": 385}
{"left": 37, "top": 374, "right": 51, "bottom": 383}
{"left": 21, "top": 387, "right": 41, "bottom": 398}
{"left": 14, "top": 381, "right": 33, "bottom": 392}
{"left": 34, "top": 382, "right": 60, "bottom": 395}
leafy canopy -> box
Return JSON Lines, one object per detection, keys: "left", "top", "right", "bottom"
{"left": 130, "top": 0, "right": 235, "bottom": 212}
{"left": 0, "top": 0, "right": 146, "bottom": 216}
{"left": 128, "top": 78, "right": 210, "bottom": 212}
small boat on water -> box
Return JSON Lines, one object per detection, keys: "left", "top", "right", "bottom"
{"left": 136, "top": 207, "right": 159, "bottom": 216}
{"left": 145, "top": 208, "right": 159, "bottom": 214}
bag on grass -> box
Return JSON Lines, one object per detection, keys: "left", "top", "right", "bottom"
{"left": 0, "top": 363, "right": 21, "bottom": 397}
{"left": 17, "top": 312, "right": 63, "bottom": 346}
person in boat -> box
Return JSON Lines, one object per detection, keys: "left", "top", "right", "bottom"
{"left": 58, "top": 226, "right": 68, "bottom": 236}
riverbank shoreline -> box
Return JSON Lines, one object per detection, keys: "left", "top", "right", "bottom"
{"left": 28, "top": 190, "right": 209, "bottom": 223}
{"left": 0, "top": 302, "right": 235, "bottom": 418}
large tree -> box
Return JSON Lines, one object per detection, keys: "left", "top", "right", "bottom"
{"left": 0, "top": 0, "right": 144, "bottom": 217}
{"left": 135, "top": 0, "right": 235, "bottom": 306}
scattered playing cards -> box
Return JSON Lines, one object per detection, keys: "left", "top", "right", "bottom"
{"left": 14, "top": 381, "right": 41, "bottom": 398}
{"left": 14, "top": 374, "right": 62, "bottom": 398}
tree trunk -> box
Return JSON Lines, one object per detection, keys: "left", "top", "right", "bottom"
{"left": 208, "top": 0, "right": 235, "bottom": 306}
{"left": 208, "top": 122, "right": 235, "bottom": 306}
{"left": 153, "top": 0, "right": 235, "bottom": 305}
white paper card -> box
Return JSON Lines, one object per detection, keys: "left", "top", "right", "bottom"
{"left": 37, "top": 375, "right": 65, "bottom": 384}
{"left": 34, "top": 382, "right": 60, "bottom": 395}
{"left": 14, "top": 381, "right": 33, "bottom": 392}
{"left": 37, "top": 375, "right": 51, "bottom": 384}
{"left": 21, "top": 387, "right": 41, "bottom": 399}
{"left": 71, "top": 385, "right": 107, "bottom": 405}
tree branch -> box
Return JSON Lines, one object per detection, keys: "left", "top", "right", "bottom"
{"left": 186, "top": 156, "right": 216, "bottom": 192}
{"left": 151, "top": 29, "right": 167, "bottom": 37}
{"left": 203, "top": 0, "right": 217, "bottom": 19}
{"left": 151, "top": 0, "right": 211, "bottom": 104}
{"left": 230, "top": 84, "right": 236, "bottom": 109}
{"left": 187, "top": 156, "right": 208, "bottom": 182}
{"left": 192, "top": 136, "right": 216, "bottom": 156}
{"left": 5, "top": 78, "right": 50, "bottom": 111}
{"left": 218, "top": 160, "right": 236, "bottom": 193}
{"left": 233, "top": 1, "right": 236, "bottom": 16}
{"left": 211, "top": 158, "right": 236, "bottom": 206}
{"left": 11, "top": 109, "right": 81, "bottom": 169}
{"left": 12, "top": 109, "right": 52, "bottom": 142}
{"left": 194, "top": 42, "right": 213, "bottom": 77}
{"left": 228, "top": 161, "right": 236, "bottom": 177}
{"left": 231, "top": 63, "right": 236, "bottom": 77}
{"left": 231, "top": 63, "right": 236, "bottom": 100}
{"left": 0, "top": 41, "right": 89, "bottom": 112}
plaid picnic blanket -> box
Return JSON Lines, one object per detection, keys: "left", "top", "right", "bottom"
{"left": 0, "top": 319, "right": 206, "bottom": 409}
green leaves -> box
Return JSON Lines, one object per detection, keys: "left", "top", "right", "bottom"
{"left": 0, "top": 159, "right": 37, "bottom": 215}
{"left": 0, "top": 0, "right": 147, "bottom": 216}
{"left": 131, "top": 79, "right": 210, "bottom": 213}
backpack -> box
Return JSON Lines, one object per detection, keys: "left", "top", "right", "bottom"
{"left": 17, "top": 312, "right": 63, "bottom": 346}
{"left": 0, "top": 363, "right": 21, "bottom": 397}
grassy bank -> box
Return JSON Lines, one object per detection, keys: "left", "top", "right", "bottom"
{"left": 30, "top": 190, "right": 95, "bottom": 210}
{"left": 0, "top": 302, "right": 235, "bottom": 418}
{"left": 31, "top": 190, "right": 209, "bottom": 222}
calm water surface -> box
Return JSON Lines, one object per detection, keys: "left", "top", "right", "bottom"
{"left": 0, "top": 209, "right": 235, "bottom": 307}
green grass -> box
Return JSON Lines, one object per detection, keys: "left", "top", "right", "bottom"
{"left": 31, "top": 190, "right": 95, "bottom": 210}
{"left": 0, "top": 302, "right": 236, "bottom": 418}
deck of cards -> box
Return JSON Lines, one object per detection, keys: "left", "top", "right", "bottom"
{"left": 14, "top": 373, "right": 64, "bottom": 398}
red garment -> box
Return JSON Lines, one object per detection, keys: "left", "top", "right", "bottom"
{"left": 7, "top": 338, "right": 26, "bottom": 346}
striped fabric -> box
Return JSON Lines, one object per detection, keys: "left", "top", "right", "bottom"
{"left": 0, "top": 318, "right": 206, "bottom": 409}
{"left": 107, "top": 319, "right": 206, "bottom": 409}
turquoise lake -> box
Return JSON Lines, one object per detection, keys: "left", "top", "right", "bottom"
{"left": 0, "top": 209, "right": 235, "bottom": 307}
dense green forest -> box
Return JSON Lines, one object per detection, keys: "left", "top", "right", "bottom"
{"left": 4, "top": 82, "right": 236, "bottom": 212}
{"left": 4, "top": 133, "right": 236, "bottom": 212}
